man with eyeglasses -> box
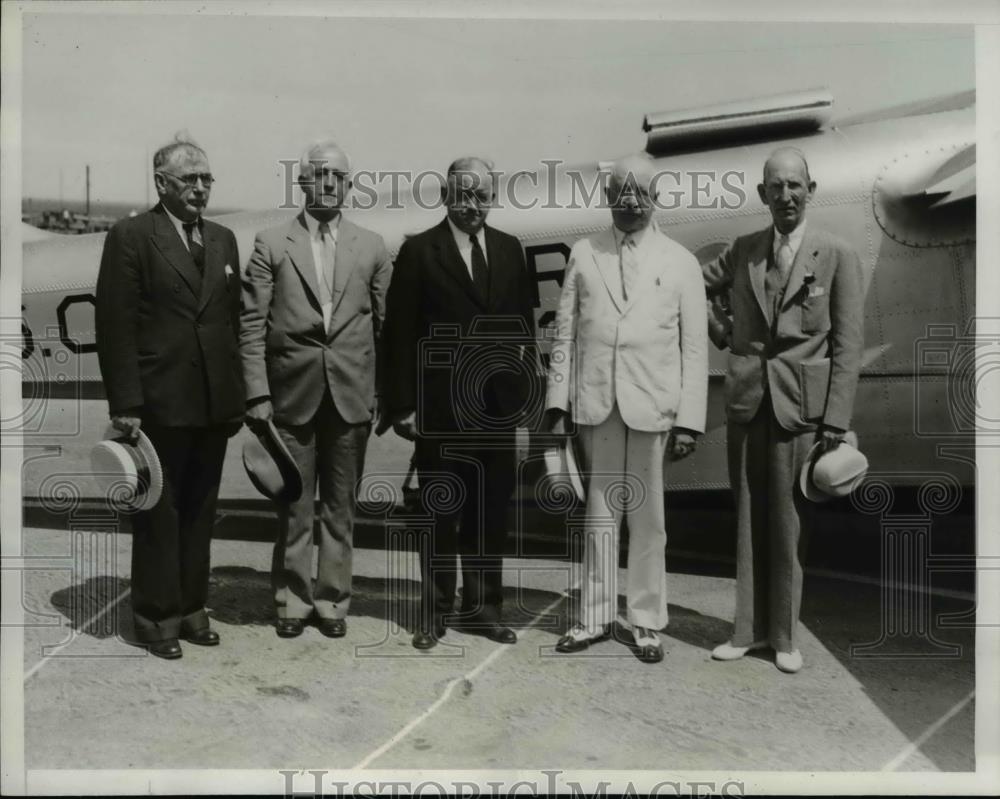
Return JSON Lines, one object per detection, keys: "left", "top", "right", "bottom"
{"left": 95, "top": 134, "right": 245, "bottom": 659}
{"left": 544, "top": 154, "right": 708, "bottom": 664}
{"left": 381, "top": 157, "right": 538, "bottom": 650}
{"left": 240, "top": 139, "right": 391, "bottom": 640}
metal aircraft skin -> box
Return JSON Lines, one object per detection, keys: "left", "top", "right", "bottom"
{"left": 19, "top": 89, "right": 976, "bottom": 490}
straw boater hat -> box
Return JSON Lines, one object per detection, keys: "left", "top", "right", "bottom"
{"left": 242, "top": 420, "right": 303, "bottom": 504}
{"left": 799, "top": 430, "right": 869, "bottom": 503}
{"left": 543, "top": 437, "right": 585, "bottom": 504}
{"left": 90, "top": 427, "right": 164, "bottom": 511}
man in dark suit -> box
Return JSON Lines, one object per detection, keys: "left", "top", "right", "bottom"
{"left": 241, "top": 139, "right": 392, "bottom": 639}
{"left": 381, "top": 157, "right": 537, "bottom": 650}
{"left": 703, "top": 148, "right": 865, "bottom": 673}
{"left": 95, "top": 136, "right": 244, "bottom": 659}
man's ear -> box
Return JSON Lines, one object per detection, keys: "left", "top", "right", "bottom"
{"left": 756, "top": 183, "right": 768, "bottom": 205}
{"left": 806, "top": 180, "right": 817, "bottom": 200}
{"left": 152, "top": 173, "right": 167, "bottom": 196}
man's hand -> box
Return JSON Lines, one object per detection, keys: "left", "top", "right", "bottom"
{"left": 245, "top": 398, "right": 273, "bottom": 431}
{"left": 110, "top": 413, "right": 142, "bottom": 442}
{"left": 543, "top": 407, "right": 571, "bottom": 437}
{"left": 668, "top": 428, "right": 698, "bottom": 461}
{"left": 392, "top": 411, "right": 418, "bottom": 442}
{"left": 817, "top": 425, "right": 845, "bottom": 453}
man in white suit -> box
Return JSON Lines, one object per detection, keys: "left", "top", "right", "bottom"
{"left": 544, "top": 154, "right": 708, "bottom": 663}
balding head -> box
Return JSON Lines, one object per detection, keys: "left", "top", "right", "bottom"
{"left": 606, "top": 154, "right": 659, "bottom": 234}
{"left": 298, "top": 138, "right": 352, "bottom": 222}
{"left": 443, "top": 155, "right": 496, "bottom": 235}
{"left": 757, "top": 147, "right": 816, "bottom": 234}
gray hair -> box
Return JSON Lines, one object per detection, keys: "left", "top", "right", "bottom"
{"left": 299, "top": 137, "right": 352, "bottom": 180}
{"left": 763, "top": 146, "right": 812, "bottom": 182}
{"left": 153, "top": 132, "right": 206, "bottom": 171}
{"left": 447, "top": 156, "right": 495, "bottom": 177}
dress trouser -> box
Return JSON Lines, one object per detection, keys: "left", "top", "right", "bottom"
{"left": 130, "top": 423, "right": 229, "bottom": 643}
{"left": 273, "top": 392, "right": 370, "bottom": 620}
{"left": 727, "top": 396, "right": 815, "bottom": 652}
{"left": 575, "top": 403, "right": 670, "bottom": 632}
{"left": 413, "top": 431, "right": 515, "bottom": 629}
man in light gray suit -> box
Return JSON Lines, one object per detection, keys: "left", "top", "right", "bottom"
{"left": 240, "top": 139, "right": 392, "bottom": 639}
{"left": 704, "top": 148, "right": 865, "bottom": 673}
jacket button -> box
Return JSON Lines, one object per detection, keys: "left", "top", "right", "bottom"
{"left": 191, "top": 359, "right": 198, "bottom": 366}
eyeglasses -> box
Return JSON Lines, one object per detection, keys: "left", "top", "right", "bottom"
{"left": 157, "top": 171, "right": 215, "bottom": 188}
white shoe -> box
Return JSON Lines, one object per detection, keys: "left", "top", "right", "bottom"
{"left": 775, "top": 649, "right": 803, "bottom": 673}
{"left": 711, "top": 639, "right": 768, "bottom": 661}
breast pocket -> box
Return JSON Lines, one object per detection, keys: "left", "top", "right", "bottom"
{"left": 800, "top": 293, "right": 830, "bottom": 334}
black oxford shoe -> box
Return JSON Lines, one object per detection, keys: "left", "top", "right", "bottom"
{"left": 148, "top": 639, "right": 182, "bottom": 660}
{"left": 276, "top": 619, "right": 306, "bottom": 638}
{"left": 182, "top": 628, "right": 220, "bottom": 646}
{"left": 412, "top": 624, "right": 446, "bottom": 650}
{"left": 317, "top": 618, "right": 347, "bottom": 638}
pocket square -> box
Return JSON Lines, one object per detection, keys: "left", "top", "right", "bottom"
{"left": 224, "top": 263, "right": 234, "bottom": 277}
{"left": 808, "top": 286, "right": 825, "bottom": 298}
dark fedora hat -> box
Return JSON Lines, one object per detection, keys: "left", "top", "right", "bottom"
{"left": 90, "top": 427, "right": 164, "bottom": 511}
{"left": 242, "top": 421, "right": 303, "bottom": 503}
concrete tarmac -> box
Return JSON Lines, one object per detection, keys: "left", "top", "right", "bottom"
{"left": 18, "top": 519, "right": 974, "bottom": 773}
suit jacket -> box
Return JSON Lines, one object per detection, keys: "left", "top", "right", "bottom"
{"left": 95, "top": 204, "right": 245, "bottom": 427}
{"left": 381, "top": 219, "right": 537, "bottom": 434}
{"left": 703, "top": 224, "right": 865, "bottom": 432}
{"left": 240, "top": 212, "right": 392, "bottom": 426}
{"left": 546, "top": 225, "right": 709, "bottom": 433}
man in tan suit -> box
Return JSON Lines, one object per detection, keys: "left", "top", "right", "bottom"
{"left": 241, "top": 139, "right": 392, "bottom": 639}
{"left": 704, "top": 147, "right": 865, "bottom": 673}
{"left": 545, "top": 154, "right": 708, "bottom": 663}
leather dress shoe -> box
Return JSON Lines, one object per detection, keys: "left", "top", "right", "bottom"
{"left": 148, "top": 638, "right": 183, "bottom": 660}
{"left": 181, "top": 628, "right": 220, "bottom": 646}
{"left": 632, "top": 626, "right": 664, "bottom": 664}
{"left": 452, "top": 621, "right": 517, "bottom": 644}
{"left": 711, "top": 639, "right": 768, "bottom": 661}
{"left": 775, "top": 649, "right": 803, "bottom": 673}
{"left": 412, "top": 623, "right": 446, "bottom": 650}
{"left": 276, "top": 619, "right": 306, "bottom": 638}
{"left": 317, "top": 618, "right": 347, "bottom": 638}
{"left": 555, "top": 624, "right": 611, "bottom": 653}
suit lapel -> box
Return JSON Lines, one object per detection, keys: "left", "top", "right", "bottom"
{"left": 747, "top": 229, "right": 771, "bottom": 325}
{"left": 151, "top": 206, "right": 201, "bottom": 299}
{"left": 196, "top": 222, "right": 225, "bottom": 316}
{"left": 621, "top": 226, "right": 665, "bottom": 315}
{"left": 484, "top": 225, "right": 502, "bottom": 309}
{"left": 434, "top": 219, "right": 485, "bottom": 309}
{"left": 591, "top": 227, "right": 624, "bottom": 314}
{"left": 285, "top": 213, "right": 322, "bottom": 313}
{"left": 780, "top": 227, "right": 821, "bottom": 313}
{"left": 328, "top": 217, "right": 358, "bottom": 322}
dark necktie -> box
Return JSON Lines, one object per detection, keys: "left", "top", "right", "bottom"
{"left": 469, "top": 234, "right": 489, "bottom": 298}
{"left": 183, "top": 221, "right": 205, "bottom": 272}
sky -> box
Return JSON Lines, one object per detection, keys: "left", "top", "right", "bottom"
{"left": 19, "top": 7, "right": 975, "bottom": 212}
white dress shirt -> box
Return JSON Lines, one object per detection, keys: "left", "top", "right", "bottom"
{"left": 303, "top": 210, "right": 340, "bottom": 330}
{"left": 772, "top": 218, "right": 807, "bottom": 263}
{"left": 613, "top": 223, "right": 653, "bottom": 301}
{"left": 162, "top": 204, "right": 203, "bottom": 251}
{"left": 447, "top": 217, "right": 488, "bottom": 279}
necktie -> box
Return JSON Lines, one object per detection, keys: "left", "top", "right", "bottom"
{"left": 470, "top": 234, "right": 489, "bottom": 299}
{"left": 620, "top": 234, "right": 638, "bottom": 301}
{"left": 183, "top": 221, "right": 205, "bottom": 272}
{"left": 776, "top": 233, "right": 794, "bottom": 286}
{"left": 318, "top": 222, "right": 336, "bottom": 330}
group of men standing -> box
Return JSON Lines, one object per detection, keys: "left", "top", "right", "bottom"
{"left": 95, "top": 134, "right": 863, "bottom": 672}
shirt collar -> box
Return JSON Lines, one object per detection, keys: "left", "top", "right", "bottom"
{"left": 773, "top": 218, "right": 807, "bottom": 254}
{"left": 303, "top": 209, "right": 341, "bottom": 240}
{"left": 447, "top": 216, "right": 486, "bottom": 250}
{"left": 613, "top": 222, "right": 651, "bottom": 251}
{"left": 162, "top": 204, "right": 200, "bottom": 240}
